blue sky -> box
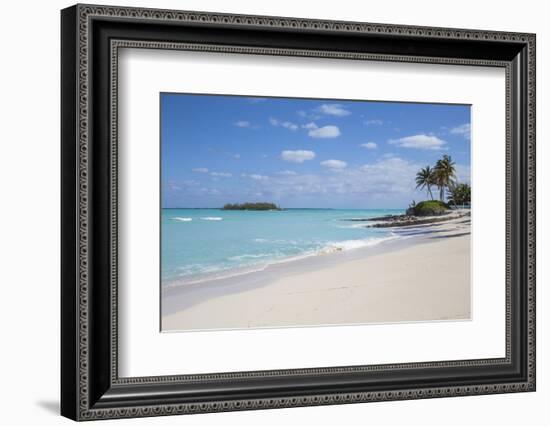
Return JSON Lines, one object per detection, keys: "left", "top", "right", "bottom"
{"left": 161, "top": 94, "right": 470, "bottom": 208}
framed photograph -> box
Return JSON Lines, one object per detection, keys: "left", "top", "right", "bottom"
{"left": 61, "top": 4, "right": 536, "bottom": 421}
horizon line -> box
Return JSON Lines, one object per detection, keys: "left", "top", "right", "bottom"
{"left": 161, "top": 207, "right": 406, "bottom": 210}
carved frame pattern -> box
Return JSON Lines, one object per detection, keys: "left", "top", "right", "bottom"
{"left": 61, "top": 4, "right": 536, "bottom": 421}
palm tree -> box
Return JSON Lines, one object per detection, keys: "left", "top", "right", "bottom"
{"left": 415, "top": 166, "right": 434, "bottom": 200}
{"left": 433, "top": 155, "right": 456, "bottom": 202}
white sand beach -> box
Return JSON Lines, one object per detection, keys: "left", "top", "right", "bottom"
{"left": 162, "top": 215, "right": 471, "bottom": 331}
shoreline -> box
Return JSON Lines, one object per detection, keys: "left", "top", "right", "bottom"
{"left": 345, "top": 209, "right": 471, "bottom": 228}
{"left": 162, "top": 232, "right": 400, "bottom": 289}
{"left": 162, "top": 214, "right": 471, "bottom": 331}
{"left": 162, "top": 210, "right": 469, "bottom": 289}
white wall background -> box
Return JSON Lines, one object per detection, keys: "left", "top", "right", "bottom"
{"left": 0, "top": 0, "right": 546, "bottom": 424}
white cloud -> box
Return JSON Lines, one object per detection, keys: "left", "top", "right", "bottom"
{"left": 199, "top": 188, "right": 221, "bottom": 196}
{"left": 360, "top": 157, "right": 410, "bottom": 173}
{"left": 269, "top": 117, "right": 298, "bottom": 131}
{"left": 450, "top": 123, "right": 471, "bottom": 139}
{"left": 321, "top": 159, "right": 347, "bottom": 169}
{"left": 192, "top": 167, "right": 209, "bottom": 173}
{"left": 234, "top": 120, "right": 251, "bottom": 128}
{"left": 242, "top": 173, "right": 269, "bottom": 181}
{"left": 388, "top": 134, "right": 447, "bottom": 150}
{"left": 281, "top": 150, "right": 316, "bottom": 163}
{"left": 210, "top": 172, "right": 232, "bottom": 177}
{"left": 316, "top": 103, "right": 351, "bottom": 117}
{"left": 307, "top": 124, "right": 341, "bottom": 139}
{"left": 167, "top": 181, "right": 181, "bottom": 191}
{"left": 455, "top": 164, "right": 471, "bottom": 183}
{"left": 360, "top": 142, "right": 377, "bottom": 150}
{"left": 302, "top": 122, "right": 317, "bottom": 130}
{"left": 183, "top": 157, "right": 428, "bottom": 206}
{"left": 175, "top": 156, "right": 435, "bottom": 207}
{"left": 236, "top": 157, "right": 421, "bottom": 203}
{"left": 249, "top": 174, "right": 269, "bottom": 181}
{"left": 232, "top": 154, "right": 241, "bottom": 159}
{"left": 282, "top": 121, "right": 298, "bottom": 131}
{"left": 357, "top": 157, "right": 420, "bottom": 193}
{"left": 364, "top": 119, "right": 383, "bottom": 126}
{"left": 297, "top": 110, "right": 321, "bottom": 121}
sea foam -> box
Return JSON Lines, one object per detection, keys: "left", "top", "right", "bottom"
{"left": 172, "top": 217, "right": 192, "bottom": 222}
{"left": 164, "top": 234, "right": 401, "bottom": 289}
{"left": 228, "top": 253, "right": 271, "bottom": 261}
{"left": 319, "top": 234, "right": 399, "bottom": 254}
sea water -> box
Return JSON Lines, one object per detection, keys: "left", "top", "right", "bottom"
{"left": 162, "top": 208, "right": 404, "bottom": 286}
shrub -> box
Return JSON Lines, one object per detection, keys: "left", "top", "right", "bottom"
{"left": 447, "top": 183, "right": 471, "bottom": 206}
{"left": 412, "top": 200, "right": 450, "bottom": 216}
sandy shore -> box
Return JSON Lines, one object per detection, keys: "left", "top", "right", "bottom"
{"left": 162, "top": 215, "right": 471, "bottom": 331}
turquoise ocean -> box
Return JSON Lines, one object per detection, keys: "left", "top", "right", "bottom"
{"left": 162, "top": 208, "right": 405, "bottom": 287}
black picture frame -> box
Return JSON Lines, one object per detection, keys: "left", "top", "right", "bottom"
{"left": 61, "top": 4, "right": 536, "bottom": 421}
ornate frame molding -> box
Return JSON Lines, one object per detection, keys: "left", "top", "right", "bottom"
{"left": 61, "top": 4, "right": 536, "bottom": 421}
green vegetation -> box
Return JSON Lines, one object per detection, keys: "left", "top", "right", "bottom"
{"left": 412, "top": 155, "right": 470, "bottom": 214}
{"left": 433, "top": 155, "right": 457, "bottom": 201}
{"left": 415, "top": 166, "right": 435, "bottom": 200}
{"left": 222, "top": 202, "right": 281, "bottom": 211}
{"left": 415, "top": 155, "right": 457, "bottom": 202}
{"left": 447, "top": 183, "right": 471, "bottom": 206}
{"left": 411, "top": 200, "right": 450, "bottom": 216}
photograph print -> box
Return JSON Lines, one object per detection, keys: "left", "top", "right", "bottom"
{"left": 160, "top": 94, "right": 472, "bottom": 332}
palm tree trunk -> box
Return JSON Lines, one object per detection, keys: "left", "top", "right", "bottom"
{"left": 439, "top": 186, "right": 444, "bottom": 201}
{"left": 428, "top": 186, "right": 433, "bottom": 200}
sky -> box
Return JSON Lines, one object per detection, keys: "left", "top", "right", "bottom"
{"left": 161, "top": 93, "right": 471, "bottom": 209}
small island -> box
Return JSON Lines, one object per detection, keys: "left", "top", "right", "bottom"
{"left": 222, "top": 202, "right": 281, "bottom": 211}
